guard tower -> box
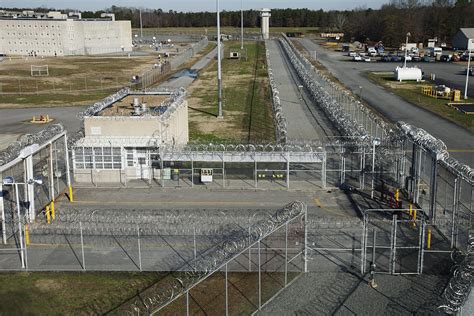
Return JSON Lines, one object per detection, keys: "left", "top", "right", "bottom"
{"left": 260, "top": 8, "right": 271, "bottom": 40}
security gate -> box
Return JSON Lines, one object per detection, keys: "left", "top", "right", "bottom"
{"left": 361, "top": 209, "right": 426, "bottom": 275}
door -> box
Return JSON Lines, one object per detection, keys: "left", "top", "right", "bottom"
{"left": 135, "top": 149, "right": 149, "bottom": 180}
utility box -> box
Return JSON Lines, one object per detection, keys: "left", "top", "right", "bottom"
{"left": 453, "top": 90, "right": 461, "bottom": 102}
{"left": 200, "top": 168, "right": 213, "bottom": 183}
{"left": 229, "top": 51, "right": 241, "bottom": 59}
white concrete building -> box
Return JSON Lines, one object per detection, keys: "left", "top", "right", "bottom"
{"left": 260, "top": 9, "right": 271, "bottom": 40}
{"left": 0, "top": 11, "right": 132, "bottom": 56}
{"left": 73, "top": 89, "right": 189, "bottom": 184}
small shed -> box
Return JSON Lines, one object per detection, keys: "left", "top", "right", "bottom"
{"left": 452, "top": 28, "right": 474, "bottom": 50}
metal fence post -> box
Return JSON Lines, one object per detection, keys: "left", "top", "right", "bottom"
{"left": 225, "top": 263, "right": 229, "bottom": 316}
{"left": 258, "top": 240, "right": 261, "bottom": 310}
{"left": 248, "top": 224, "right": 252, "bottom": 272}
{"left": 429, "top": 156, "right": 439, "bottom": 223}
{"left": 193, "top": 225, "right": 197, "bottom": 260}
{"left": 285, "top": 221, "right": 288, "bottom": 286}
{"left": 80, "top": 221, "right": 85, "bottom": 270}
{"left": 137, "top": 225, "right": 142, "bottom": 272}
{"left": 186, "top": 290, "right": 190, "bottom": 316}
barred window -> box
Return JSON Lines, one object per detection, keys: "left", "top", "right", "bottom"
{"left": 74, "top": 147, "right": 122, "bottom": 170}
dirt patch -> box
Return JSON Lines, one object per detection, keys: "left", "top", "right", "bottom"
{"left": 34, "top": 279, "right": 63, "bottom": 292}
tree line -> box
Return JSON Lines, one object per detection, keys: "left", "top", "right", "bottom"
{"left": 2, "top": 0, "right": 473, "bottom": 46}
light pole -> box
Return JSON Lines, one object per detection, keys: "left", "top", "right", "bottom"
{"left": 241, "top": 0, "right": 244, "bottom": 50}
{"left": 464, "top": 39, "right": 472, "bottom": 100}
{"left": 370, "top": 138, "right": 381, "bottom": 199}
{"left": 404, "top": 32, "right": 411, "bottom": 68}
{"left": 2, "top": 176, "right": 43, "bottom": 268}
{"left": 217, "top": 0, "right": 223, "bottom": 118}
{"left": 139, "top": 8, "right": 143, "bottom": 38}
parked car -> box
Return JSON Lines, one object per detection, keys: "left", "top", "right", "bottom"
{"left": 440, "top": 55, "right": 452, "bottom": 62}
{"left": 461, "top": 54, "right": 474, "bottom": 61}
{"left": 412, "top": 56, "right": 422, "bottom": 62}
{"left": 368, "top": 47, "right": 377, "bottom": 56}
{"left": 422, "top": 56, "right": 431, "bottom": 62}
{"left": 348, "top": 51, "right": 357, "bottom": 57}
{"left": 402, "top": 55, "right": 413, "bottom": 62}
{"left": 391, "top": 55, "right": 402, "bottom": 62}
{"left": 364, "top": 57, "right": 371, "bottom": 62}
{"left": 381, "top": 55, "right": 391, "bottom": 62}
{"left": 352, "top": 55, "right": 363, "bottom": 62}
{"left": 466, "top": 68, "right": 474, "bottom": 76}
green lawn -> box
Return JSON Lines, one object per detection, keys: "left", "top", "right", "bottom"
{"left": 0, "top": 272, "right": 166, "bottom": 315}
{"left": 187, "top": 40, "right": 275, "bottom": 143}
{"left": 367, "top": 72, "right": 474, "bottom": 132}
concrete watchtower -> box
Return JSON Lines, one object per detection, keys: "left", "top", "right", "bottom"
{"left": 260, "top": 8, "right": 271, "bottom": 40}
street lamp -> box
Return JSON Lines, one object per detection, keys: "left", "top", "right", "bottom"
{"left": 370, "top": 138, "right": 381, "bottom": 199}
{"left": 464, "top": 39, "right": 473, "bottom": 100}
{"left": 404, "top": 32, "right": 411, "bottom": 68}
{"left": 217, "top": 0, "right": 223, "bottom": 118}
{"left": 2, "top": 176, "right": 42, "bottom": 268}
{"left": 241, "top": 0, "right": 244, "bottom": 50}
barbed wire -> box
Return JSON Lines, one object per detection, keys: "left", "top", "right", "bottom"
{"left": 265, "top": 40, "right": 288, "bottom": 144}
{"left": 119, "top": 201, "right": 305, "bottom": 314}
{"left": 438, "top": 234, "right": 474, "bottom": 314}
{"left": 0, "top": 123, "right": 64, "bottom": 167}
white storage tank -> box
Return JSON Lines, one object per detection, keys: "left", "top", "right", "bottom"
{"left": 395, "top": 66, "right": 422, "bottom": 82}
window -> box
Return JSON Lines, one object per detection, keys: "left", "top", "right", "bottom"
{"left": 74, "top": 146, "right": 122, "bottom": 170}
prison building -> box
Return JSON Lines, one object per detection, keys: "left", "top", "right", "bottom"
{"left": 0, "top": 11, "right": 132, "bottom": 56}
{"left": 72, "top": 89, "right": 189, "bottom": 184}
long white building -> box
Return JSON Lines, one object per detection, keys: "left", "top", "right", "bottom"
{"left": 0, "top": 11, "right": 132, "bottom": 56}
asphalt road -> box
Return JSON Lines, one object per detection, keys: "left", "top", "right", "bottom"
{"left": 298, "top": 38, "right": 474, "bottom": 167}
{"left": 267, "top": 40, "right": 337, "bottom": 140}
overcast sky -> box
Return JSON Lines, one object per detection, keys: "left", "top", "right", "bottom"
{"left": 0, "top": 0, "right": 386, "bottom": 12}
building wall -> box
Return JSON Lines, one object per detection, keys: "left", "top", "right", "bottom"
{"left": 452, "top": 30, "right": 474, "bottom": 50}
{"left": 0, "top": 19, "right": 132, "bottom": 56}
{"left": 83, "top": 101, "right": 189, "bottom": 146}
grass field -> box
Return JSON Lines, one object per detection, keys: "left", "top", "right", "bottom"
{"left": 0, "top": 271, "right": 166, "bottom": 315}
{"left": 187, "top": 40, "right": 275, "bottom": 143}
{"left": 0, "top": 55, "right": 157, "bottom": 108}
{"left": 367, "top": 72, "right": 474, "bottom": 132}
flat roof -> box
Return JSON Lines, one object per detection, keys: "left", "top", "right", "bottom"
{"left": 97, "top": 94, "right": 171, "bottom": 117}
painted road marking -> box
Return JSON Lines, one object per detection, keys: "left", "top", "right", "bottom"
{"left": 73, "top": 200, "right": 285, "bottom": 206}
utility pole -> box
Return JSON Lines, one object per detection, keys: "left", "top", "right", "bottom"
{"left": 139, "top": 9, "right": 143, "bottom": 38}
{"left": 404, "top": 32, "right": 411, "bottom": 68}
{"left": 464, "top": 39, "right": 472, "bottom": 100}
{"left": 241, "top": 0, "right": 244, "bottom": 50}
{"left": 217, "top": 0, "right": 223, "bottom": 118}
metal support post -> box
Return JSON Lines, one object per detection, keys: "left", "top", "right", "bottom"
{"left": 361, "top": 215, "right": 368, "bottom": 274}
{"left": 137, "top": 225, "right": 142, "bottom": 271}
{"left": 390, "top": 215, "right": 397, "bottom": 274}
{"left": 304, "top": 206, "right": 308, "bottom": 273}
{"left": 372, "top": 229, "right": 377, "bottom": 265}
{"left": 254, "top": 160, "right": 258, "bottom": 188}
{"left": 216, "top": 0, "right": 223, "bottom": 118}
{"left": 451, "top": 178, "right": 459, "bottom": 248}
{"left": 429, "top": 156, "right": 438, "bottom": 223}
{"left": 286, "top": 152, "right": 290, "bottom": 189}
{"left": 248, "top": 223, "right": 252, "bottom": 272}
{"left": 25, "top": 155, "right": 35, "bottom": 222}
{"left": 419, "top": 221, "right": 426, "bottom": 274}
{"left": 371, "top": 142, "right": 376, "bottom": 199}
{"left": 23, "top": 222, "right": 28, "bottom": 270}
{"left": 258, "top": 240, "right": 261, "bottom": 310}
{"left": 80, "top": 221, "right": 85, "bottom": 270}
{"left": 191, "top": 159, "right": 194, "bottom": 188}
{"left": 322, "top": 153, "right": 327, "bottom": 189}
{"left": 193, "top": 225, "right": 197, "bottom": 260}
{"left": 222, "top": 157, "right": 225, "bottom": 188}
{"left": 14, "top": 184, "right": 25, "bottom": 268}
{"left": 225, "top": 263, "right": 229, "bottom": 316}
{"left": 186, "top": 290, "right": 190, "bottom": 316}
{"left": 49, "top": 143, "right": 55, "bottom": 219}
{"left": 285, "top": 222, "right": 288, "bottom": 286}
{"left": 0, "top": 179, "right": 5, "bottom": 244}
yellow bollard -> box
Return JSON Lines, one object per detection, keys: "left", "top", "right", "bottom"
{"left": 32, "top": 116, "right": 36, "bottom": 122}
{"left": 411, "top": 209, "right": 417, "bottom": 228}
{"left": 395, "top": 189, "right": 400, "bottom": 202}
{"left": 409, "top": 203, "right": 413, "bottom": 217}
{"left": 46, "top": 115, "right": 50, "bottom": 122}
{"left": 46, "top": 205, "right": 51, "bottom": 224}
{"left": 51, "top": 200, "right": 55, "bottom": 220}
{"left": 427, "top": 229, "right": 432, "bottom": 249}
{"left": 25, "top": 224, "right": 30, "bottom": 246}
{"left": 69, "top": 186, "right": 74, "bottom": 202}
